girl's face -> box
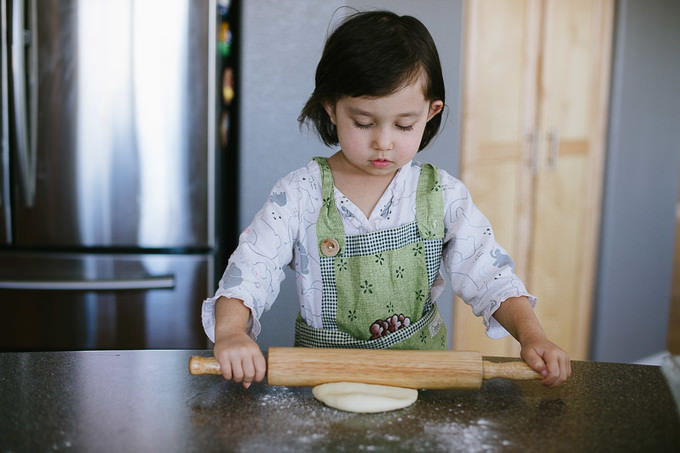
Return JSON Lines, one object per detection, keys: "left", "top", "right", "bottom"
{"left": 324, "top": 75, "right": 443, "bottom": 178}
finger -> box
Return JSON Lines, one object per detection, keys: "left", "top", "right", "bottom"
{"left": 551, "top": 353, "right": 572, "bottom": 387}
{"left": 217, "top": 355, "right": 233, "bottom": 381}
{"left": 230, "top": 359, "right": 245, "bottom": 383}
{"left": 241, "top": 356, "right": 256, "bottom": 384}
{"left": 549, "top": 353, "right": 570, "bottom": 386}
{"left": 541, "top": 352, "right": 560, "bottom": 386}
{"left": 254, "top": 352, "right": 267, "bottom": 383}
{"left": 561, "top": 355, "right": 572, "bottom": 382}
{"left": 523, "top": 349, "right": 548, "bottom": 377}
{"left": 242, "top": 350, "right": 265, "bottom": 389}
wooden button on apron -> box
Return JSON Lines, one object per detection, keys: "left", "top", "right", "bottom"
{"left": 321, "top": 238, "right": 340, "bottom": 257}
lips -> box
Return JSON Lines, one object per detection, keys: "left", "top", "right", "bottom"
{"left": 370, "top": 159, "right": 391, "bottom": 169}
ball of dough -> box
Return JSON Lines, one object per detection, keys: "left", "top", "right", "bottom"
{"left": 312, "top": 382, "right": 418, "bottom": 413}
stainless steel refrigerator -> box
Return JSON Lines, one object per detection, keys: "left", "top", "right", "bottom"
{"left": 0, "top": 0, "right": 236, "bottom": 350}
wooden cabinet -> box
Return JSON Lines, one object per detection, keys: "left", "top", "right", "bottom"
{"left": 454, "top": 0, "right": 614, "bottom": 359}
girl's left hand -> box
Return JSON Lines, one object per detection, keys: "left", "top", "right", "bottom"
{"left": 520, "top": 337, "right": 572, "bottom": 387}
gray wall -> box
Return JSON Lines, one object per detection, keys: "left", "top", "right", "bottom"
{"left": 238, "top": 0, "right": 463, "bottom": 350}
{"left": 591, "top": 0, "right": 680, "bottom": 362}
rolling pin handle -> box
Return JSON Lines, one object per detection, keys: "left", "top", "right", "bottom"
{"left": 189, "top": 356, "right": 222, "bottom": 375}
{"left": 482, "top": 360, "right": 542, "bottom": 381}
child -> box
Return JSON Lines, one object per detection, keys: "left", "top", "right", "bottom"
{"left": 202, "top": 10, "right": 571, "bottom": 388}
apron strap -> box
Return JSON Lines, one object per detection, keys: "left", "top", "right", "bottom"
{"left": 313, "top": 157, "right": 346, "bottom": 256}
{"left": 416, "top": 163, "right": 445, "bottom": 240}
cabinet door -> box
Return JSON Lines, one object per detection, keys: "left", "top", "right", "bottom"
{"left": 455, "top": 0, "right": 541, "bottom": 357}
{"left": 530, "top": 0, "right": 613, "bottom": 358}
{"left": 455, "top": 0, "right": 613, "bottom": 359}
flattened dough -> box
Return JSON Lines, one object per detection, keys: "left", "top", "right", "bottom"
{"left": 312, "top": 382, "right": 418, "bottom": 413}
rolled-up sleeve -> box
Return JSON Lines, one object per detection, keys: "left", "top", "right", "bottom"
{"left": 201, "top": 178, "right": 297, "bottom": 342}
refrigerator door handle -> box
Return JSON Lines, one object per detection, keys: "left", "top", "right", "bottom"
{"left": 1, "top": 0, "right": 11, "bottom": 241}
{"left": 0, "top": 275, "right": 176, "bottom": 291}
{"left": 11, "top": 0, "right": 38, "bottom": 207}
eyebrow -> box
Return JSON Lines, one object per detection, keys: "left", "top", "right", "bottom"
{"left": 347, "top": 106, "right": 421, "bottom": 119}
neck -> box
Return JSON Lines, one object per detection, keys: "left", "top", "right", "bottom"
{"left": 327, "top": 152, "right": 398, "bottom": 218}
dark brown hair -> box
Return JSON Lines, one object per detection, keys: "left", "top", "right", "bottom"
{"left": 298, "top": 10, "right": 445, "bottom": 151}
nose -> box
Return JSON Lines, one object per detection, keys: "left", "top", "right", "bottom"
{"left": 373, "top": 126, "right": 393, "bottom": 151}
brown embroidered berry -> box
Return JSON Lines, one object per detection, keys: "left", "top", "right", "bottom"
{"left": 368, "top": 313, "right": 412, "bottom": 339}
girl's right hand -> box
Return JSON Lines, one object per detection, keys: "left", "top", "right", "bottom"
{"left": 213, "top": 332, "right": 267, "bottom": 388}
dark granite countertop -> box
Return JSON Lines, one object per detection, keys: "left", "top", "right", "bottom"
{"left": 1, "top": 349, "right": 678, "bottom": 452}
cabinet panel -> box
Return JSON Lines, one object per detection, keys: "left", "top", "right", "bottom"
{"left": 455, "top": 0, "right": 541, "bottom": 357}
{"left": 462, "top": 0, "right": 532, "bottom": 148}
{"left": 455, "top": 0, "right": 613, "bottom": 359}
{"left": 531, "top": 0, "right": 613, "bottom": 357}
{"left": 459, "top": 0, "right": 539, "bottom": 262}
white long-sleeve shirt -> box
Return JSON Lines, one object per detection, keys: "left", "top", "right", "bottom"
{"left": 201, "top": 159, "right": 534, "bottom": 342}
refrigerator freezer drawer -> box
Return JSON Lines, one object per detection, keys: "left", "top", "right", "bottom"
{"left": 0, "top": 252, "right": 212, "bottom": 351}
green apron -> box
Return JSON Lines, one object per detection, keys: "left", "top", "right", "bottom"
{"left": 294, "top": 157, "right": 448, "bottom": 350}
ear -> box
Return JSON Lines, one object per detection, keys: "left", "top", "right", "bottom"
{"left": 323, "top": 102, "right": 337, "bottom": 125}
{"left": 427, "top": 100, "right": 444, "bottom": 122}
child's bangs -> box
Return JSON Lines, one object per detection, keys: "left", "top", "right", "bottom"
{"left": 352, "top": 65, "right": 426, "bottom": 99}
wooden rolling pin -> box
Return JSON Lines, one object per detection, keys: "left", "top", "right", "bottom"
{"left": 189, "top": 347, "right": 541, "bottom": 389}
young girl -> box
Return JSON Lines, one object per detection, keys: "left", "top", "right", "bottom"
{"left": 202, "top": 10, "right": 571, "bottom": 388}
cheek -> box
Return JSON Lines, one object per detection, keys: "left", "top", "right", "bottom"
{"left": 403, "top": 127, "right": 427, "bottom": 150}
{"left": 340, "top": 132, "right": 365, "bottom": 151}
{"left": 336, "top": 123, "right": 365, "bottom": 148}
{"left": 403, "top": 138, "right": 423, "bottom": 155}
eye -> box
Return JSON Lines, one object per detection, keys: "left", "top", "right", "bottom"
{"left": 353, "top": 121, "right": 372, "bottom": 129}
{"left": 396, "top": 124, "right": 414, "bottom": 131}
